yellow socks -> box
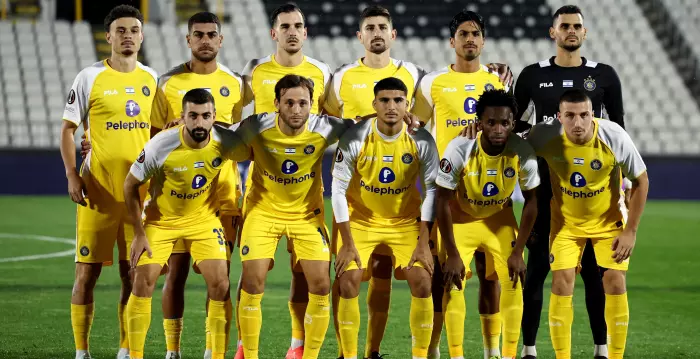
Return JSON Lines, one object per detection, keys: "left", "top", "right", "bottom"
{"left": 239, "top": 289, "right": 263, "bottom": 359}
{"left": 289, "top": 300, "right": 308, "bottom": 347}
{"left": 205, "top": 316, "right": 212, "bottom": 352}
{"left": 365, "top": 277, "right": 391, "bottom": 357}
{"left": 208, "top": 299, "right": 228, "bottom": 359}
{"left": 500, "top": 284, "right": 523, "bottom": 359}
{"left": 410, "top": 296, "right": 434, "bottom": 358}
{"left": 338, "top": 296, "right": 361, "bottom": 358}
{"left": 429, "top": 311, "right": 443, "bottom": 352}
{"left": 480, "top": 313, "right": 502, "bottom": 358}
{"left": 71, "top": 303, "right": 94, "bottom": 351}
{"left": 303, "top": 293, "right": 331, "bottom": 359}
{"left": 127, "top": 295, "right": 152, "bottom": 359}
{"left": 605, "top": 293, "right": 629, "bottom": 359}
{"left": 443, "top": 286, "right": 466, "bottom": 358}
{"left": 118, "top": 302, "right": 129, "bottom": 351}
{"left": 549, "top": 294, "right": 573, "bottom": 359}
{"left": 332, "top": 281, "right": 344, "bottom": 357}
{"left": 163, "top": 318, "right": 183, "bottom": 352}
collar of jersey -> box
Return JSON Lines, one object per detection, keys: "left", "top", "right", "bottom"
{"left": 271, "top": 54, "right": 307, "bottom": 69}
{"left": 103, "top": 59, "right": 139, "bottom": 74}
{"left": 358, "top": 57, "right": 395, "bottom": 71}
{"left": 447, "top": 63, "right": 486, "bottom": 75}
{"left": 184, "top": 61, "right": 220, "bottom": 75}
{"left": 179, "top": 126, "right": 213, "bottom": 150}
{"left": 563, "top": 119, "right": 598, "bottom": 147}
{"left": 549, "top": 56, "right": 588, "bottom": 68}
{"left": 274, "top": 113, "right": 308, "bottom": 137}
{"left": 372, "top": 117, "right": 403, "bottom": 142}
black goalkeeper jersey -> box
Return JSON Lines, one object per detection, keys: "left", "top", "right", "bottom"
{"left": 514, "top": 56, "right": 625, "bottom": 131}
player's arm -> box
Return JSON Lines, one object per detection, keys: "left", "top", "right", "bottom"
{"left": 150, "top": 84, "right": 170, "bottom": 134}
{"left": 486, "top": 63, "right": 514, "bottom": 91}
{"left": 322, "top": 70, "right": 342, "bottom": 117}
{"left": 125, "top": 142, "right": 161, "bottom": 267}
{"left": 331, "top": 132, "right": 362, "bottom": 276}
{"left": 60, "top": 71, "right": 91, "bottom": 206}
{"left": 240, "top": 60, "right": 256, "bottom": 107}
{"left": 411, "top": 78, "right": 434, "bottom": 127}
{"left": 602, "top": 66, "right": 625, "bottom": 129}
{"left": 513, "top": 66, "right": 534, "bottom": 135}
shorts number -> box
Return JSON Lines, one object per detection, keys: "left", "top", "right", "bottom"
{"left": 213, "top": 227, "right": 225, "bottom": 245}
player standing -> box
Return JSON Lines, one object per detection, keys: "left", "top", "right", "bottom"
{"left": 412, "top": 10, "right": 512, "bottom": 359}
{"left": 527, "top": 89, "right": 647, "bottom": 359}
{"left": 332, "top": 77, "right": 438, "bottom": 359}
{"left": 323, "top": 6, "right": 424, "bottom": 358}
{"left": 438, "top": 89, "right": 539, "bottom": 359}
{"left": 59, "top": 5, "right": 157, "bottom": 359}
{"left": 124, "top": 89, "right": 250, "bottom": 359}
{"left": 513, "top": 6, "right": 625, "bottom": 359}
{"left": 236, "top": 5, "right": 332, "bottom": 358}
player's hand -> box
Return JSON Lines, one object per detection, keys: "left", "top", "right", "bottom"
{"left": 486, "top": 63, "right": 514, "bottom": 89}
{"left": 442, "top": 255, "right": 465, "bottom": 290}
{"left": 164, "top": 119, "right": 184, "bottom": 129}
{"left": 403, "top": 112, "right": 421, "bottom": 135}
{"left": 130, "top": 233, "right": 152, "bottom": 269}
{"left": 458, "top": 121, "right": 480, "bottom": 139}
{"left": 507, "top": 250, "right": 527, "bottom": 289}
{"left": 335, "top": 244, "right": 361, "bottom": 277}
{"left": 612, "top": 230, "right": 636, "bottom": 263}
{"left": 355, "top": 113, "right": 376, "bottom": 121}
{"left": 407, "top": 241, "right": 434, "bottom": 277}
{"left": 80, "top": 134, "right": 91, "bottom": 160}
{"left": 66, "top": 170, "right": 88, "bottom": 206}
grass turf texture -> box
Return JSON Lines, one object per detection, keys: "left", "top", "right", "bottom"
{"left": 0, "top": 196, "right": 699, "bottom": 358}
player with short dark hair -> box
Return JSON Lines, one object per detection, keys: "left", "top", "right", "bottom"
{"left": 513, "top": 5, "right": 625, "bottom": 358}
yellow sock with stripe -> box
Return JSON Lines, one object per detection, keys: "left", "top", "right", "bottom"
{"left": 500, "top": 284, "right": 523, "bottom": 359}
{"left": 442, "top": 285, "right": 465, "bottom": 358}
{"left": 429, "top": 311, "right": 443, "bottom": 351}
{"left": 118, "top": 302, "right": 129, "bottom": 351}
{"left": 549, "top": 294, "right": 573, "bottom": 359}
{"left": 71, "top": 303, "right": 94, "bottom": 351}
{"left": 303, "top": 293, "right": 331, "bottom": 359}
{"left": 208, "top": 299, "right": 228, "bottom": 359}
{"left": 289, "top": 301, "right": 308, "bottom": 348}
{"left": 163, "top": 318, "right": 183, "bottom": 352}
{"left": 126, "top": 295, "right": 152, "bottom": 359}
{"left": 410, "top": 296, "right": 434, "bottom": 358}
{"left": 338, "top": 296, "right": 361, "bottom": 358}
{"left": 605, "top": 293, "right": 629, "bottom": 359}
{"left": 365, "top": 277, "right": 391, "bottom": 357}
{"left": 332, "top": 281, "right": 344, "bottom": 357}
{"left": 239, "top": 290, "right": 263, "bottom": 359}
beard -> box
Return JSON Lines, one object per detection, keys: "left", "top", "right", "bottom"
{"left": 369, "top": 40, "right": 387, "bottom": 54}
{"left": 280, "top": 114, "right": 306, "bottom": 130}
{"left": 559, "top": 38, "right": 582, "bottom": 52}
{"left": 187, "top": 127, "right": 209, "bottom": 143}
{"left": 193, "top": 49, "right": 217, "bottom": 62}
{"left": 121, "top": 49, "right": 135, "bottom": 56}
{"left": 462, "top": 51, "right": 480, "bottom": 61}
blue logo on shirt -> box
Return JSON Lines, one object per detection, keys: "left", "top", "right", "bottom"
{"left": 282, "top": 160, "right": 298, "bottom": 174}
{"left": 125, "top": 100, "right": 141, "bottom": 117}
{"left": 192, "top": 174, "right": 207, "bottom": 189}
{"left": 379, "top": 167, "right": 395, "bottom": 183}
{"left": 464, "top": 97, "right": 477, "bottom": 114}
{"left": 482, "top": 182, "right": 499, "bottom": 197}
{"left": 570, "top": 172, "right": 587, "bottom": 187}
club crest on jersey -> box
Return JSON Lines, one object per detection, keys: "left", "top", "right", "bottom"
{"left": 80, "top": 246, "right": 89, "bottom": 256}
{"left": 504, "top": 167, "right": 515, "bottom": 178}
{"left": 549, "top": 253, "right": 555, "bottom": 264}
{"left": 212, "top": 157, "right": 222, "bottom": 167}
{"left": 282, "top": 160, "right": 298, "bottom": 174}
{"left": 241, "top": 245, "right": 249, "bottom": 255}
{"left": 137, "top": 150, "right": 145, "bottom": 163}
{"left": 570, "top": 172, "right": 587, "bottom": 187}
{"left": 335, "top": 149, "right": 344, "bottom": 162}
{"left": 464, "top": 97, "right": 478, "bottom": 114}
{"left": 220, "top": 86, "right": 230, "bottom": 97}
{"left": 125, "top": 100, "right": 141, "bottom": 117}
{"left": 439, "top": 159, "right": 452, "bottom": 173}
{"left": 584, "top": 76, "right": 596, "bottom": 91}
{"left": 142, "top": 86, "right": 151, "bottom": 96}
{"left": 379, "top": 167, "right": 396, "bottom": 183}
{"left": 192, "top": 174, "right": 207, "bottom": 189}
{"left": 591, "top": 159, "right": 602, "bottom": 170}
{"left": 484, "top": 83, "right": 495, "bottom": 91}
{"left": 304, "top": 145, "right": 315, "bottom": 155}
{"left": 402, "top": 153, "right": 413, "bottom": 164}
{"left": 67, "top": 89, "right": 76, "bottom": 104}
{"left": 482, "top": 182, "right": 499, "bottom": 197}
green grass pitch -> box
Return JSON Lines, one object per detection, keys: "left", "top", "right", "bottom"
{"left": 0, "top": 196, "right": 699, "bottom": 358}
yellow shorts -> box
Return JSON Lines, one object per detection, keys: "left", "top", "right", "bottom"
{"left": 172, "top": 215, "right": 238, "bottom": 261}
{"left": 549, "top": 232, "right": 629, "bottom": 271}
{"left": 239, "top": 212, "right": 331, "bottom": 266}
{"left": 440, "top": 209, "right": 518, "bottom": 281}
{"left": 137, "top": 218, "right": 228, "bottom": 267}
{"left": 343, "top": 223, "right": 422, "bottom": 272}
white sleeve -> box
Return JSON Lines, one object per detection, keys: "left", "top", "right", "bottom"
{"left": 129, "top": 141, "right": 160, "bottom": 182}
{"left": 414, "top": 129, "right": 439, "bottom": 222}
{"left": 62, "top": 70, "right": 93, "bottom": 125}
{"left": 435, "top": 137, "right": 471, "bottom": 190}
{"left": 331, "top": 130, "right": 361, "bottom": 182}
{"left": 512, "top": 136, "right": 541, "bottom": 191}
{"left": 331, "top": 177, "right": 351, "bottom": 223}
{"left": 597, "top": 120, "right": 647, "bottom": 179}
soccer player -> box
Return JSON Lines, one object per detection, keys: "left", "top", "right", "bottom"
{"left": 58, "top": 5, "right": 157, "bottom": 359}
{"left": 437, "top": 89, "right": 540, "bottom": 359}
{"left": 124, "top": 89, "right": 250, "bottom": 359}
{"left": 526, "top": 89, "right": 647, "bottom": 359}
{"left": 236, "top": 4, "right": 332, "bottom": 359}
{"left": 150, "top": 12, "right": 245, "bottom": 359}
{"left": 323, "top": 6, "right": 424, "bottom": 358}
{"left": 513, "top": 6, "right": 625, "bottom": 358}
{"left": 331, "top": 77, "right": 438, "bottom": 359}
{"left": 412, "top": 10, "right": 511, "bottom": 359}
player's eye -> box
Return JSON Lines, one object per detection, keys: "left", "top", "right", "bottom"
{"left": 574, "top": 24, "right": 582, "bottom": 30}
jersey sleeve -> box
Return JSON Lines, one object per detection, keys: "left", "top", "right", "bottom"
{"left": 435, "top": 137, "right": 470, "bottom": 190}
{"left": 597, "top": 121, "right": 646, "bottom": 180}
{"left": 511, "top": 136, "right": 541, "bottom": 191}
{"left": 317, "top": 114, "right": 356, "bottom": 145}
{"left": 331, "top": 126, "right": 363, "bottom": 182}
{"left": 62, "top": 69, "right": 93, "bottom": 126}
{"left": 129, "top": 141, "right": 161, "bottom": 182}
{"left": 414, "top": 129, "right": 439, "bottom": 222}
{"left": 217, "top": 126, "right": 251, "bottom": 162}
{"left": 411, "top": 76, "right": 434, "bottom": 123}
{"left": 323, "top": 69, "right": 343, "bottom": 117}
{"left": 601, "top": 65, "right": 625, "bottom": 129}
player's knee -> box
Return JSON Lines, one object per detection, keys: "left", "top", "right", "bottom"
{"left": 409, "top": 274, "right": 432, "bottom": 299}
{"left": 551, "top": 269, "right": 576, "bottom": 295}
{"left": 338, "top": 270, "right": 361, "bottom": 298}
{"left": 602, "top": 269, "right": 626, "bottom": 295}
{"left": 74, "top": 263, "right": 102, "bottom": 290}
{"left": 306, "top": 274, "right": 330, "bottom": 296}
{"left": 208, "top": 277, "right": 231, "bottom": 301}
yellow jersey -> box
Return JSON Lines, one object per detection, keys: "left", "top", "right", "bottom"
{"left": 151, "top": 62, "right": 245, "bottom": 128}
{"left": 331, "top": 119, "right": 439, "bottom": 230}
{"left": 236, "top": 112, "right": 354, "bottom": 222}
{"left": 242, "top": 55, "right": 332, "bottom": 114}
{"left": 413, "top": 64, "right": 504, "bottom": 157}
{"left": 63, "top": 60, "right": 158, "bottom": 202}
{"left": 324, "top": 58, "right": 424, "bottom": 118}
{"left": 436, "top": 133, "right": 540, "bottom": 219}
{"left": 129, "top": 126, "right": 250, "bottom": 227}
{"left": 527, "top": 119, "right": 647, "bottom": 239}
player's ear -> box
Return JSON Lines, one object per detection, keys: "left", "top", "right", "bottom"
{"left": 218, "top": 34, "right": 223, "bottom": 48}
{"left": 356, "top": 30, "right": 362, "bottom": 42}
{"left": 390, "top": 28, "right": 397, "bottom": 40}
{"left": 270, "top": 28, "right": 276, "bottom": 41}
{"left": 549, "top": 26, "right": 555, "bottom": 40}
{"left": 302, "top": 26, "right": 308, "bottom": 39}
{"left": 449, "top": 36, "right": 455, "bottom": 49}
{"left": 105, "top": 31, "right": 112, "bottom": 44}
{"left": 372, "top": 98, "right": 378, "bottom": 111}
{"left": 274, "top": 98, "right": 280, "bottom": 111}
{"left": 582, "top": 27, "right": 587, "bottom": 40}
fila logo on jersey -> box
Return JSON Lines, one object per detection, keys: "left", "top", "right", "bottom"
{"left": 335, "top": 149, "right": 344, "bottom": 162}
{"left": 443, "top": 87, "right": 457, "bottom": 92}
{"left": 482, "top": 182, "right": 499, "bottom": 197}
{"left": 192, "top": 174, "right": 208, "bottom": 189}
{"left": 504, "top": 167, "right": 515, "bottom": 178}
{"left": 104, "top": 89, "right": 118, "bottom": 96}
{"left": 220, "top": 86, "right": 230, "bottom": 97}
{"left": 67, "top": 89, "right": 76, "bottom": 104}
{"left": 282, "top": 160, "right": 299, "bottom": 174}
{"left": 125, "top": 100, "right": 141, "bottom": 117}
{"left": 262, "top": 79, "right": 276, "bottom": 85}
{"left": 379, "top": 167, "right": 396, "bottom": 183}
{"left": 464, "top": 97, "right": 478, "bottom": 114}
{"left": 352, "top": 84, "right": 367, "bottom": 89}
{"left": 539, "top": 82, "right": 553, "bottom": 88}
{"left": 137, "top": 150, "right": 145, "bottom": 163}
{"left": 591, "top": 159, "right": 602, "bottom": 170}
{"left": 570, "top": 172, "right": 587, "bottom": 187}
{"left": 439, "top": 159, "right": 452, "bottom": 173}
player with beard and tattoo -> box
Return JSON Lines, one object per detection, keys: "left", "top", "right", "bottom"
{"left": 513, "top": 6, "right": 625, "bottom": 359}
